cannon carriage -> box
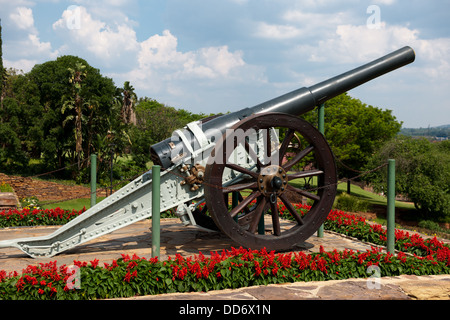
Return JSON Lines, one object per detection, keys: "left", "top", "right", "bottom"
{"left": 0, "top": 47, "right": 415, "bottom": 258}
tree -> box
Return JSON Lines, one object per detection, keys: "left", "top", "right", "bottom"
{"left": 117, "top": 81, "right": 137, "bottom": 125}
{"left": 18, "top": 56, "right": 118, "bottom": 179}
{"left": 129, "top": 98, "right": 209, "bottom": 168}
{"left": 62, "top": 62, "right": 87, "bottom": 170}
{"left": 301, "top": 93, "right": 402, "bottom": 177}
{"left": 0, "top": 68, "right": 43, "bottom": 172}
{"left": 0, "top": 20, "right": 5, "bottom": 108}
{"left": 366, "top": 136, "right": 450, "bottom": 220}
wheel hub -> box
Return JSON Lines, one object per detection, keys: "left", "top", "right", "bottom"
{"left": 257, "top": 165, "right": 288, "bottom": 197}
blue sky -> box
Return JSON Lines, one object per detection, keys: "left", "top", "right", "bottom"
{"left": 1, "top": 0, "right": 449, "bottom": 128}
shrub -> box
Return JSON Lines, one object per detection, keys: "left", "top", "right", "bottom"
{"left": 333, "top": 193, "right": 369, "bottom": 213}
{"left": 418, "top": 220, "right": 441, "bottom": 232}
{"left": 366, "top": 136, "right": 450, "bottom": 220}
{"left": 0, "top": 183, "right": 14, "bottom": 193}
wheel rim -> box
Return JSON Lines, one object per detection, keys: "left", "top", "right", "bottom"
{"left": 204, "top": 112, "right": 337, "bottom": 251}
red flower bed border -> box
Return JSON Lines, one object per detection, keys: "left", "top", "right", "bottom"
{"left": 0, "top": 207, "right": 85, "bottom": 228}
{"left": 0, "top": 205, "right": 449, "bottom": 300}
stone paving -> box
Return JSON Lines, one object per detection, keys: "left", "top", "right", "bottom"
{"left": 0, "top": 218, "right": 449, "bottom": 300}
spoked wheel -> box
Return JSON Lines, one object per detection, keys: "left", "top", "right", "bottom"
{"left": 204, "top": 112, "right": 337, "bottom": 251}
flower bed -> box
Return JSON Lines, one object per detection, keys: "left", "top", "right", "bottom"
{"left": 0, "top": 245, "right": 449, "bottom": 300}
{"left": 0, "top": 203, "right": 449, "bottom": 300}
{"left": 0, "top": 207, "right": 85, "bottom": 228}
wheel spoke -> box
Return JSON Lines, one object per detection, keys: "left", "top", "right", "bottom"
{"left": 230, "top": 191, "right": 261, "bottom": 218}
{"left": 270, "top": 200, "right": 281, "bottom": 236}
{"left": 225, "top": 163, "right": 259, "bottom": 179}
{"left": 204, "top": 113, "right": 337, "bottom": 251}
{"left": 279, "top": 194, "right": 304, "bottom": 225}
{"left": 278, "top": 128, "right": 295, "bottom": 163}
{"left": 223, "top": 181, "right": 257, "bottom": 193}
{"left": 248, "top": 197, "right": 267, "bottom": 234}
{"left": 287, "top": 169, "right": 323, "bottom": 181}
{"left": 283, "top": 145, "right": 314, "bottom": 171}
{"left": 265, "top": 129, "right": 272, "bottom": 160}
{"left": 286, "top": 184, "right": 321, "bottom": 201}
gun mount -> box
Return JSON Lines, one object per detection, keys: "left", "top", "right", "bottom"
{"left": 0, "top": 47, "right": 415, "bottom": 257}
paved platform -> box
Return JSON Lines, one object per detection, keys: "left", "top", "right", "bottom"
{"left": 0, "top": 218, "right": 449, "bottom": 300}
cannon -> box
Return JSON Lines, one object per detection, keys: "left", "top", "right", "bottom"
{"left": 0, "top": 47, "right": 415, "bottom": 258}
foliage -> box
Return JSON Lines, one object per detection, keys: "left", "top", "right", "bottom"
{"left": 0, "top": 203, "right": 449, "bottom": 299}
{"left": 418, "top": 220, "right": 441, "bottom": 232}
{"left": 0, "top": 21, "right": 4, "bottom": 98}
{"left": 20, "top": 196, "right": 41, "bottom": 210}
{"left": 0, "top": 56, "right": 132, "bottom": 182}
{"left": 0, "top": 183, "right": 14, "bottom": 193}
{"left": 333, "top": 193, "right": 369, "bottom": 213}
{"left": 301, "top": 93, "right": 402, "bottom": 177}
{"left": 129, "top": 97, "right": 211, "bottom": 168}
{"left": 0, "top": 206, "right": 178, "bottom": 228}
{"left": 401, "top": 125, "right": 450, "bottom": 139}
{"left": 0, "top": 243, "right": 448, "bottom": 300}
{"left": 0, "top": 68, "right": 42, "bottom": 170}
{"left": 0, "top": 207, "right": 85, "bottom": 228}
{"left": 366, "top": 136, "right": 450, "bottom": 221}
{"left": 0, "top": 55, "right": 213, "bottom": 181}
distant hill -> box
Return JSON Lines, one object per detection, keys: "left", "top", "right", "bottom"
{"left": 400, "top": 124, "right": 450, "bottom": 139}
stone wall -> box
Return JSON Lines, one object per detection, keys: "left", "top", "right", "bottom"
{"left": 0, "top": 173, "right": 107, "bottom": 202}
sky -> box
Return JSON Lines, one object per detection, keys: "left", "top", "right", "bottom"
{"left": 1, "top": 0, "right": 449, "bottom": 128}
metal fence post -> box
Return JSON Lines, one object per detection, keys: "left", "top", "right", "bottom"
{"left": 387, "top": 159, "right": 396, "bottom": 254}
{"left": 317, "top": 103, "right": 325, "bottom": 238}
{"left": 152, "top": 165, "right": 161, "bottom": 258}
{"left": 90, "top": 154, "right": 97, "bottom": 208}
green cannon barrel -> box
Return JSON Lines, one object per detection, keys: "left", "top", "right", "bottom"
{"left": 151, "top": 46, "right": 415, "bottom": 168}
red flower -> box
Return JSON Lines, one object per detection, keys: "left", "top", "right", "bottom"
{"left": 90, "top": 259, "right": 99, "bottom": 268}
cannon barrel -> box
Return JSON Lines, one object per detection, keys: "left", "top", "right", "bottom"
{"left": 151, "top": 46, "right": 415, "bottom": 168}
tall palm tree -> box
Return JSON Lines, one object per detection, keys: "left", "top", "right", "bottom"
{"left": 120, "top": 81, "right": 137, "bottom": 125}
{"left": 61, "top": 62, "right": 87, "bottom": 170}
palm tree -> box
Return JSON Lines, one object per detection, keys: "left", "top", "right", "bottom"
{"left": 119, "top": 81, "right": 137, "bottom": 125}
{"left": 61, "top": 62, "right": 87, "bottom": 170}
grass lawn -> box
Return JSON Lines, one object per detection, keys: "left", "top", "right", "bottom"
{"left": 41, "top": 197, "right": 106, "bottom": 211}
{"left": 40, "top": 177, "right": 415, "bottom": 216}
{"left": 336, "top": 181, "right": 415, "bottom": 210}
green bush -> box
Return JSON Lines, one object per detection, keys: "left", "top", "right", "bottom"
{"left": 333, "top": 193, "right": 369, "bottom": 213}
{"left": 366, "top": 136, "right": 450, "bottom": 221}
{"left": 418, "top": 220, "right": 441, "bottom": 232}
{"left": 0, "top": 183, "right": 14, "bottom": 193}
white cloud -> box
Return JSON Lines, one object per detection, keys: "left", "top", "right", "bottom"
{"left": 50, "top": 6, "right": 260, "bottom": 111}
{"left": 293, "top": 22, "right": 450, "bottom": 83}
{"left": 254, "top": 22, "right": 303, "bottom": 40}
{"left": 311, "top": 23, "right": 418, "bottom": 62}
{"left": 3, "top": 6, "right": 59, "bottom": 71}
{"left": 3, "top": 59, "right": 37, "bottom": 73}
{"left": 9, "top": 6, "right": 35, "bottom": 32}
{"left": 372, "top": 0, "right": 396, "bottom": 5}
{"left": 125, "top": 29, "right": 249, "bottom": 92}
{"left": 52, "top": 6, "right": 139, "bottom": 63}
